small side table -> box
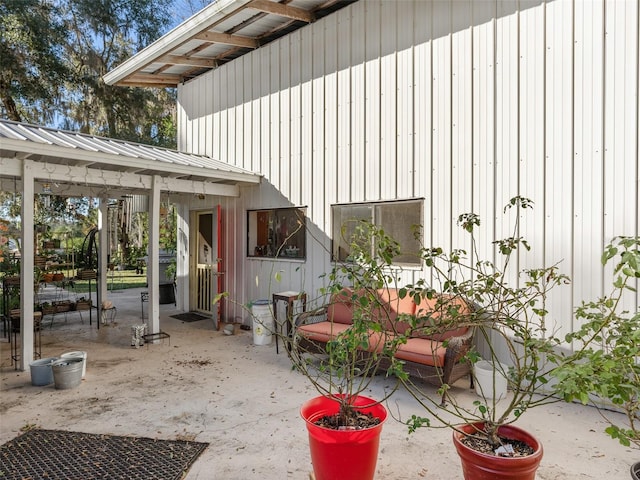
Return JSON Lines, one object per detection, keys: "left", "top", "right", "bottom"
{"left": 272, "top": 291, "right": 306, "bottom": 354}
{"left": 10, "top": 311, "right": 43, "bottom": 369}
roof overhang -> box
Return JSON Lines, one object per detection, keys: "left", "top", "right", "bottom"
{"left": 104, "top": 0, "right": 355, "bottom": 87}
{"left": 0, "top": 119, "right": 261, "bottom": 198}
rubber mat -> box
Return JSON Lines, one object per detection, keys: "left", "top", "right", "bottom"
{"left": 0, "top": 429, "right": 208, "bottom": 480}
{"left": 170, "top": 312, "right": 209, "bottom": 322}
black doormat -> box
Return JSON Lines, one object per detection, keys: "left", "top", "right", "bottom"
{"left": 0, "top": 429, "right": 209, "bottom": 480}
{"left": 170, "top": 312, "right": 209, "bottom": 322}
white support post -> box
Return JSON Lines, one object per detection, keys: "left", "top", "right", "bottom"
{"left": 98, "top": 198, "right": 108, "bottom": 321}
{"left": 20, "top": 160, "right": 35, "bottom": 370}
{"left": 175, "top": 202, "right": 190, "bottom": 311}
{"left": 148, "top": 176, "right": 161, "bottom": 335}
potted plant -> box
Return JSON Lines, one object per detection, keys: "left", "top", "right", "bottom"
{"left": 214, "top": 220, "right": 397, "bottom": 479}
{"left": 376, "top": 197, "right": 583, "bottom": 480}
{"left": 552, "top": 236, "right": 640, "bottom": 479}
{"left": 277, "top": 221, "right": 402, "bottom": 480}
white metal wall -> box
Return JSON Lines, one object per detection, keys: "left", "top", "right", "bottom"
{"left": 177, "top": 0, "right": 639, "bottom": 335}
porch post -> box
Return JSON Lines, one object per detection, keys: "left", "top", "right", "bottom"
{"left": 147, "top": 175, "right": 161, "bottom": 335}
{"left": 98, "top": 198, "right": 108, "bottom": 324}
{"left": 20, "top": 160, "right": 35, "bottom": 370}
{"left": 175, "top": 202, "right": 189, "bottom": 311}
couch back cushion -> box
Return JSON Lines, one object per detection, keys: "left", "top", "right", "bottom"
{"left": 412, "top": 295, "right": 470, "bottom": 341}
{"left": 374, "top": 288, "right": 416, "bottom": 333}
{"left": 327, "top": 288, "right": 354, "bottom": 325}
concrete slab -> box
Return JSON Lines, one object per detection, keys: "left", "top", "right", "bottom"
{"left": 0, "top": 286, "right": 635, "bottom": 479}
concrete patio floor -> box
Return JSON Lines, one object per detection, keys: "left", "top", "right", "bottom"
{"left": 0, "top": 284, "right": 636, "bottom": 479}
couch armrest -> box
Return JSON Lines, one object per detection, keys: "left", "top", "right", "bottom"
{"left": 444, "top": 325, "right": 475, "bottom": 351}
{"left": 295, "top": 306, "right": 328, "bottom": 327}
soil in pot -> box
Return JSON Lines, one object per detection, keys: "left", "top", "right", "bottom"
{"left": 314, "top": 408, "right": 382, "bottom": 430}
{"left": 461, "top": 430, "right": 535, "bottom": 457}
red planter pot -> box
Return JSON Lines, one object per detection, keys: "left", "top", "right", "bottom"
{"left": 452, "top": 422, "right": 543, "bottom": 480}
{"left": 300, "top": 395, "right": 387, "bottom": 480}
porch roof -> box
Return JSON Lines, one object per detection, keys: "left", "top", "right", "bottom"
{"left": 0, "top": 119, "right": 261, "bottom": 197}
{"left": 104, "top": 0, "right": 355, "bottom": 88}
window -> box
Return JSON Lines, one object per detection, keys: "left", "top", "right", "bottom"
{"left": 247, "top": 207, "right": 306, "bottom": 259}
{"left": 331, "top": 200, "right": 423, "bottom": 266}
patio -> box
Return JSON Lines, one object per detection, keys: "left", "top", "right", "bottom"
{"left": 0, "top": 286, "right": 634, "bottom": 479}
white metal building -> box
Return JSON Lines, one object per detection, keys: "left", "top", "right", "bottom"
{"left": 106, "top": 0, "right": 639, "bottom": 344}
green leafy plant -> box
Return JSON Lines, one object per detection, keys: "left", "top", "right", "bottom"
{"left": 370, "top": 196, "right": 576, "bottom": 450}
{"left": 286, "top": 221, "right": 403, "bottom": 426}
{"left": 552, "top": 236, "right": 640, "bottom": 450}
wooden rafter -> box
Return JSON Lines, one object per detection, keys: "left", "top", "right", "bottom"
{"left": 157, "top": 54, "right": 217, "bottom": 68}
{"left": 193, "top": 31, "right": 259, "bottom": 48}
{"left": 246, "top": 0, "right": 315, "bottom": 23}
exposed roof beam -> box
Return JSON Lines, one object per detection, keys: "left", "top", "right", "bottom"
{"left": 159, "top": 54, "right": 217, "bottom": 68}
{"left": 120, "top": 73, "right": 183, "bottom": 84}
{"left": 103, "top": 0, "right": 253, "bottom": 86}
{"left": 193, "top": 30, "right": 259, "bottom": 48}
{"left": 247, "top": 0, "right": 315, "bottom": 23}
{"left": 117, "top": 80, "right": 181, "bottom": 88}
{"left": 1, "top": 158, "right": 244, "bottom": 197}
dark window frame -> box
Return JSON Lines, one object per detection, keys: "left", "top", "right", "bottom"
{"left": 331, "top": 199, "right": 424, "bottom": 266}
{"left": 247, "top": 207, "right": 307, "bottom": 260}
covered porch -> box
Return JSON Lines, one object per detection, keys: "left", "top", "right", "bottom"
{"left": 0, "top": 119, "right": 261, "bottom": 370}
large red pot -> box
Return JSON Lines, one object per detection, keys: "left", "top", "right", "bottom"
{"left": 452, "top": 422, "right": 543, "bottom": 480}
{"left": 300, "top": 394, "right": 387, "bottom": 480}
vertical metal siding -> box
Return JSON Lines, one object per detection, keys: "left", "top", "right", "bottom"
{"left": 290, "top": 30, "right": 303, "bottom": 206}
{"left": 364, "top": 0, "right": 381, "bottom": 202}
{"left": 337, "top": 10, "right": 352, "bottom": 204}
{"left": 350, "top": 0, "right": 366, "bottom": 201}
{"left": 573, "top": 0, "right": 605, "bottom": 307}
{"left": 177, "top": 0, "right": 639, "bottom": 335}
{"left": 380, "top": 0, "right": 397, "bottom": 201}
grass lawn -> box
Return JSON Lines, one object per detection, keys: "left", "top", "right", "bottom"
{"left": 0, "top": 270, "right": 149, "bottom": 313}
{"left": 72, "top": 269, "right": 148, "bottom": 293}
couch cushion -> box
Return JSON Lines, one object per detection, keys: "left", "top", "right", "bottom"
{"left": 326, "top": 288, "right": 354, "bottom": 325}
{"left": 297, "top": 321, "right": 351, "bottom": 343}
{"left": 297, "top": 322, "right": 392, "bottom": 354}
{"left": 412, "top": 295, "right": 470, "bottom": 341}
{"left": 393, "top": 338, "right": 447, "bottom": 367}
{"left": 366, "top": 330, "right": 395, "bottom": 354}
{"left": 374, "top": 288, "right": 416, "bottom": 333}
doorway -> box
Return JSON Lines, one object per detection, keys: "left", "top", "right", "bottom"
{"left": 193, "top": 207, "right": 223, "bottom": 328}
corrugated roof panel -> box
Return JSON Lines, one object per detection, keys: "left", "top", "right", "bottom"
{"left": 210, "top": 8, "right": 258, "bottom": 31}
{"left": 32, "top": 127, "right": 78, "bottom": 149}
{"left": 8, "top": 124, "right": 52, "bottom": 145}
{"left": 0, "top": 122, "right": 28, "bottom": 141}
{"left": 55, "top": 132, "right": 101, "bottom": 152}
{"left": 0, "top": 119, "right": 262, "bottom": 187}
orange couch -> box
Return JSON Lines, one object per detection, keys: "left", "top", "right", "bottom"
{"left": 294, "top": 288, "right": 475, "bottom": 391}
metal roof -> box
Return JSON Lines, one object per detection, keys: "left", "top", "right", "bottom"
{"left": 104, "top": 0, "right": 355, "bottom": 87}
{"left": 0, "top": 119, "right": 261, "bottom": 196}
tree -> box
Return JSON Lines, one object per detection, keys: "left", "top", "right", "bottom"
{"left": 59, "top": 0, "right": 176, "bottom": 146}
{"left": 1, "top": 0, "right": 177, "bottom": 148}
{"left": 0, "top": 0, "right": 69, "bottom": 123}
